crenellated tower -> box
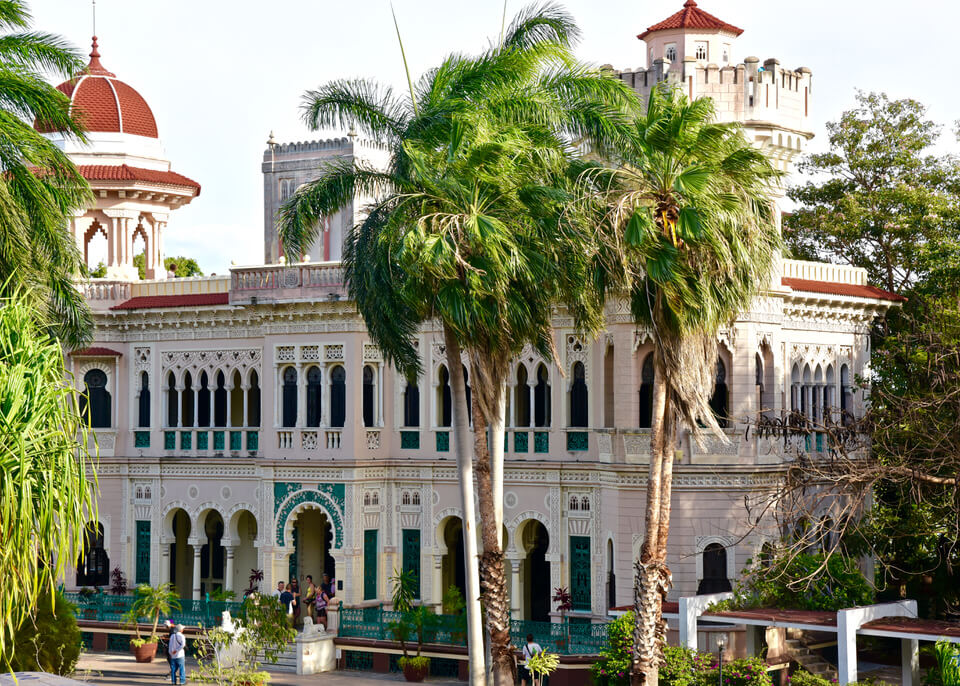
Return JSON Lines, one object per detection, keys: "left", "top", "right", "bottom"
{"left": 615, "top": 0, "right": 814, "bottom": 185}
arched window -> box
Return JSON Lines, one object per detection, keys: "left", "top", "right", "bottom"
{"left": 639, "top": 353, "right": 654, "bottom": 428}
{"left": 438, "top": 366, "right": 452, "bottom": 427}
{"left": 362, "top": 365, "right": 376, "bottom": 427}
{"left": 697, "top": 543, "right": 731, "bottom": 594}
{"left": 281, "top": 367, "right": 297, "bottom": 428}
{"left": 80, "top": 369, "right": 111, "bottom": 428}
{"left": 581, "top": 496, "right": 590, "bottom": 511}
{"left": 534, "top": 364, "right": 551, "bottom": 427}
{"left": 247, "top": 370, "right": 261, "bottom": 427}
{"left": 709, "top": 358, "right": 728, "bottom": 428}
{"left": 569, "top": 495, "right": 579, "bottom": 511}
{"left": 364, "top": 492, "right": 371, "bottom": 507}
{"left": 569, "top": 361, "right": 588, "bottom": 427}
{"left": 515, "top": 366, "right": 530, "bottom": 427}
{"left": 197, "top": 371, "right": 211, "bottom": 427}
{"left": 402, "top": 491, "right": 411, "bottom": 506}
{"left": 755, "top": 353, "right": 764, "bottom": 416}
{"left": 306, "top": 366, "right": 322, "bottom": 427}
{"left": 138, "top": 372, "right": 150, "bottom": 428}
{"left": 181, "top": 372, "right": 194, "bottom": 428}
{"left": 214, "top": 371, "right": 227, "bottom": 427}
{"left": 77, "top": 522, "right": 109, "bottom": 586}
{"left": 412, "top": 492, "right": 420, "bottom": 506}
{"left": 166, "top": 372, "right": 177, "bottom": 427}
{"left": 840, "top": 364, "right": 853, "bottom": 420}
{"left": 330, "top": 365, "right": 346, "bottom": 427}
{"left": 403, "top": 380, "right": 420, "bottom": 427}
{"left": 230, "top": 370, "right": 244, "bottom": 427}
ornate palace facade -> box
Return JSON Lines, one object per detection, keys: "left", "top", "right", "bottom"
{"left": 59, "top": 2, "right": 901, "bottom": 624}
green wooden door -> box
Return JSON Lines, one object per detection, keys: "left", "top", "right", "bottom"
{"left": 135, "top": 521, "right": 151, "bottom": 585}
{"left": 363, "top": 530, "right": 378, "bottom": 600}
{"left": 402, "top": 529, "right": 421, "bottom": 598}
{"left": 570, "top": 535, "right": 591, "bottom": 611}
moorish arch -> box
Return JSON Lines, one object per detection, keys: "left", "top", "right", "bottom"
{"left": 508, "top": 510, "right": 555, "bottom": 554}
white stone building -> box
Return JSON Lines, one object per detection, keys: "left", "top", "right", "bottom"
{"left": 58, "top": 2, "right": 902, "bottom": 625}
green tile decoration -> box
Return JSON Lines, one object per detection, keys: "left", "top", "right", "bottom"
{"left": 400, "top": 431, "right": 420, "bottom": 449}
{"left": 534, "top": 431, "right": 549, "bottom": 453}
{"left": 514, "top": 431, "right": 528, "bottom": 453}
{"left": 229, "top": 431, "right": 241, "bottom": 451}
{"left": 180, "top": 431, "right": 192, "bottom": 450}
{"left": 134, "top": 431, "right": 150, "bottom": 448}
{"left": 163, "top": 431, "right": 175, "bottom": 450}
{"left": 213, "top": 431, "right": 225, "bottom": 451}
{"left": 436, "top": 431, "right": 450, "bottom": 452}
{"left": 196, "top": 431, "right": 208, "bottom": 450}
{"left": 566, "top": 431, "right": 588, "bottom": 451}
{"left": 246, "top": 431, "right": 259, "bottom": 451}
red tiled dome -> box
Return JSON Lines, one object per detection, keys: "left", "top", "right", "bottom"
{"left": 638, "top": 0, "right": 744, "bottom": 40}
{"left": 36, "top": 37, "right": 158, "bottom": 139}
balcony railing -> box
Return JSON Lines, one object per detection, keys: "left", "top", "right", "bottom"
{"left": 65, "top": 590, "right": 244, "bottom": 627}
{"left": 339, "top": 605, "right": 608, "bottom": 655}
{"left": 229, "top": 262, "right": 345, "bottom": 303}
{"left": 160, "top": 428, "right": 259, "bottom": 455}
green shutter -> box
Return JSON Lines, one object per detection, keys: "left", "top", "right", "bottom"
{"left": 570, "top": 536, "right": 591, "bottom": 612}
{"left": 135, "top": 521, "right": 151, "bottom": 585}
{"left": 402, "top": 529, "right": 421, "bottom": 598}
{"left": 363, "top": 530, "right": 378, "bottom": 600}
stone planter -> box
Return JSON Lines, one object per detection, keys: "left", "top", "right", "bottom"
{"left": 131, "top": 641, "right": 157, "bottom": 663}
{"left": 402, "top": 661, "right": 429, "bottom": 682}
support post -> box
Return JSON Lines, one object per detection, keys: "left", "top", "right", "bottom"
{"left": 679, "top": 592, "right": 733, "bottom": 652}
{"left": 225, "top": 546, "right": 236, "bottom": 593}
{"left": 837, "top": 601, "right": 918, "bottom": 686}
{"left": 191, "top": 543, "right": 202, "bottom": 600}
{"left": 901, "top": 638, "right": 919, "bottom": 686}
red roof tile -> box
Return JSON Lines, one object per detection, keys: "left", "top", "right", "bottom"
{"left": 77, "top": 164, "right": 200, "bottom": 195}
{"left": 861, "top": 616, "right": 960, "bottom": 639}
{"left": 70, "top": 346, "right": 122, "bottom": 356}
{"left": 638, "top": 0, "right": 744, "bottom": 40}
{"left": 782, "top": 278, "right": 907, "bottom": 303}
{"left": 111, "top": 293, "right": 229, "bottom": 310}
{"left": 36, "top": 37, "right": 158, "bottom": 139}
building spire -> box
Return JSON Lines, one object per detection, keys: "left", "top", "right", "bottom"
{"left": 92, "top": 0, "right": 96, "bottom": 35}
{"left": 684, "top": 0, "right": 697, "bottom": 6}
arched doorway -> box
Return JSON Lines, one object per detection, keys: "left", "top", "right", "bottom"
{"left": 76, "top": 522, "right": 109, "bottom": 587}
{"left": 521, "top": 521, "right": 550, "bottom": 621}
{"left": 441, "top": 517, "right": 466, "bottom": 603}
{"left": 200, "top": 511, "right": 225, "bottom": 596}
{"left": 291, "top": 508, "right": 335, "bottom": 587}
{"left": 168, "top": 509, "right": 193, "bottom": 600}
{"left": 231, "top": 510, "right": 259, "bottom": 594}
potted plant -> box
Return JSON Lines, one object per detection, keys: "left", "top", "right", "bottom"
{"left": 552, "top": 587, "right": 572, "bottom": 650}
{"left": 389, "top": 569, "right": 439, "bottom": 682}
{"left": 78, "top": 587, "right": 97, "bottom": 619}
{"left": 123, "top": 582, "right": 181, "bottom": 663}
{"left": 527, "top": 650, "right": 559, "bottom": 686}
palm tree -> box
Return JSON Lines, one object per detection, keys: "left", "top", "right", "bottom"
{"left": 0, "top": 0, "right": 93, "bottom": 348}
{"left": 278, "top": 7, "right": 636, "bottom": 685}
{"left": 0, "top": 290, "right": 97, "bottom": 666}
{"left": 582, "top": 86, "right": 781, "bottom": 686}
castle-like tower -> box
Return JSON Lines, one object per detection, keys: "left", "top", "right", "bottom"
{"left": 617, "top": 0, "right": 813, "bottom": 182}
{"left": 38, "top": 37, "right": 200, "bottom": 280}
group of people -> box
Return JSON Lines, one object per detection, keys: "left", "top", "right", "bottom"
{"left": 274, "top": 572, "right": 336, "bottom": 629}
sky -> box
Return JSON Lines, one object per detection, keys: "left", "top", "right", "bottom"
{"left": 33, "top": 0, "right": 960, "bottom": 275}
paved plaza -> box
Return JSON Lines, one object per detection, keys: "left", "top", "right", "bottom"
{"left": 72, "top": 653, "right": 461, "bottom": 686}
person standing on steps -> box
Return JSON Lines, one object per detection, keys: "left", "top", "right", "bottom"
{"left": 304, "top": 575, "right": 317, "bottom": 624}
{"left": 168, "top": 623, "right": 187, "bottom": 685}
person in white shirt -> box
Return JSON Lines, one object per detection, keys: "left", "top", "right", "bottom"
{"left": 272, "top": 580, "right": 284, "bottom": 597}
{"left": 168, "top": 624, "right": 186, "bottom": 685}
{"left": 519, "top": 633, "right": 543, "bottom": 686}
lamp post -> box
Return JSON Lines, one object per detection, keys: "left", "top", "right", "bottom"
{"left": 717, "top": 633, "right": 727, "bottom": 686}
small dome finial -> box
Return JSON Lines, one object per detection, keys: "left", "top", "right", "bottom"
{"left": 85, "top": 35, "right": 115, "bottom": 77}
{"left": 267, "top": 130, "right": 277, "bottom": 147}
{"left": 684, "top": 0, "right": 698, "bottom": 6}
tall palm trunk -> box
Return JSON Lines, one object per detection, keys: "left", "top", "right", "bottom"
{"left": 444, "top": 326, "right": 487, "bottom": 686}
{"left": 473, "top": 394, "right": 514, "bottom": 686}
{"left": 491, "top": 388, "right": 506, "bottom": 545}
{"left": 632, "top": 359, "right": 673, "bottom": 686}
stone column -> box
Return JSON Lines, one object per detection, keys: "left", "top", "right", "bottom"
{"left": 226, "top": 381, "right": 234, "bottom": 427}
{"left": 191, "top": 541, "right": 202, "bottom": 600}
{"left": 175, "top": 384, "right": 184, "bottom": 427}
{"left": 225, "top": 546, "right": 236, "bottom": 593}
{"left": 509, "top": 558, "right": 522, "bottom": 618}
{"left": 295, "top": 364, "right": 305, "bottom": 427}
{"left": 242, "top": 384, "right": 250, "bottom": 429}
{"left": 159, "top": 541, "right": 170, "bottom": 586}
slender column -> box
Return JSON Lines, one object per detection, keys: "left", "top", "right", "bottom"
{"left": 209, "top": 383, "right": 215, "bottom": 427}
{"left": 901, "top": 638, "right": 919, "bottom": 686}
{"left": 295, "top": 364, "right": 305, "bottom": 427}
{"left": 510, "top": 559, "right": 522, "bottom": 618}
{"left": 527, "top": 382, "right": 534, "bottom": 427}
{"left": 191, "top": 543, "right": 202, "bottom": 600}
{"left": 226, "top": 383, "right": 234, "bottom": 427}
{"left": 175, "top": 385, "right": 184, "bottom": 427}
{"left": 225, "top": 547, "right": 236, "bottom": 593}
{"left": 159, "top": 542, "right": 170, "bottom": 586}
{"left": 242, "top": 384, "right": 250, "bottom": 429}
{"left": 274, "top": 367, "right": 281, "bottom": 427}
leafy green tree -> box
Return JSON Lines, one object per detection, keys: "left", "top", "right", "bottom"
{"left": 583, "top": 86, "right": 780, "bottom": 686}
{"left": 88, "top": 261, "right": 107, "bottom": 278}
{"left": 132, "top": 254, "right": 203, "bottom": 279}
{"left": 0, "top": 0, "right": 94, "bottom": 347}
{"left": 0, "top": 291, "right": 96, "bottom": 667}
{"left": 9, "top": 590, "right": 80, "bottom": 675}
{"left": 785, "top": 91, "right": 960, "bottom": 294}
{"left": 277, "top": 5, "right": 635, "bottom": 685}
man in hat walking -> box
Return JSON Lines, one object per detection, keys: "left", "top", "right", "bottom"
{"left": 168, "top": 623, "right": 187, "bottom": 685}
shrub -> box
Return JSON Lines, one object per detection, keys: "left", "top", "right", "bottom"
{"left": 660, "top": 646, "right": 716, "bottom": 686}
{"left": 789, "top": 669, "right": 832, "bottom": 686}
{"left": 591, "top": 612, "right": 633, "bottom": 686}
{"left": 702, "top": 657, "right": 773, "bottom": 686}
{"left": 711, "top": 552, "right": 873, "bottom": 612}
{"left": 10, "top": 590, "right": 81, "bottom": 675}
{"left": 924, "top": 640, "right": 960, "bottom": 686}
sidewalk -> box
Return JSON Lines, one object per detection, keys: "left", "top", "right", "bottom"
{"left": 73, "top": 653, "right": 462, "bottom": 686}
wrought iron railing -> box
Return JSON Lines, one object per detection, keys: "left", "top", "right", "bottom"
{"left": 64, "top": 591, "right": 244, "bottom": 627}
{"left": 338, "top": 605, "right": 608, "bottom": 655}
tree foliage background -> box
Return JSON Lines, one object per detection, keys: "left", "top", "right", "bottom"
{"left": 784, "top": 91, "right": 960, "bottom": 617}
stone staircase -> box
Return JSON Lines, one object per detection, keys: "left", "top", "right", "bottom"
{"left": 786, "top": 631, "right": 838, "bottom": 681}
{"left": 259, "top": 642, "right": 298, "bottom": 674}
